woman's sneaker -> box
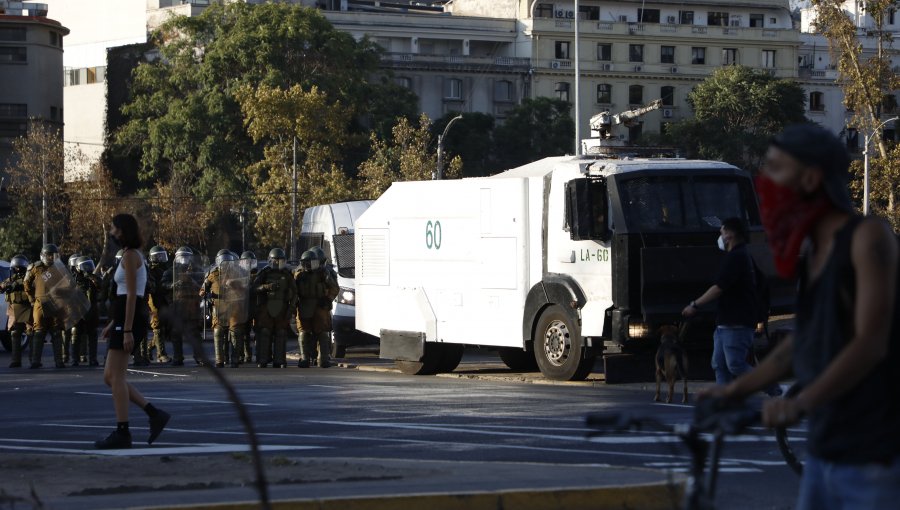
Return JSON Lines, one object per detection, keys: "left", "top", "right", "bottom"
{"left": 147, "top": 409, "right": 171, "bottom": 445}
{"left": 95, "top": 430, "right": 132, "bottom": 449}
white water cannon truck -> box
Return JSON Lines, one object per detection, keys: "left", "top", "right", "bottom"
{"left": 354, "top": 106, "right": 792, "bottom": 382}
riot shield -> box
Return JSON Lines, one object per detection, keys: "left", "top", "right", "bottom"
{"left": 216, "top": 259, "right": 250, "bottom": 325}
{"left": 172, "top": 253, "right": 204, "bottom": 329}
{"left": 40, "top": 260, "right": 90, "bottom": 330}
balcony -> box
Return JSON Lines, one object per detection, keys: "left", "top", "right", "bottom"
{"left": 798, "top": 67, "right": 839, "bottom": 80}
{"left": 529, "top": 18, "right": 798, "bottom": 43}
{"left": 381, "top": 53, "right": 530, "bottom": 72}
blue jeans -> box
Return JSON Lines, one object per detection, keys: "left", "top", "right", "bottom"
{"left": 711, "top": 326, "right": 754, "bottom": 385}
{"left": 797, "top": 454, "right": 900, "bottom": 510}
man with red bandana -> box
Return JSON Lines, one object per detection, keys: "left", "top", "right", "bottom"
{"left": 704, "top": 124, "right": 900, "bottom": 509}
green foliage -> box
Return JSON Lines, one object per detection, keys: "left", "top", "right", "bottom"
{"left": 492, "top": 97, "right": 575, "bottom": 170}
{"left": 666, "top": 66, "right": 807, "bottom": 170}
{"left": 433, "top": 112, "right": 496, "bottom": 177}
{"left": 0, "top": 200, "right": 41, "bottom": 259}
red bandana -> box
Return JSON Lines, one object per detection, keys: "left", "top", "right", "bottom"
{"left": 754, "top": 174, "right": 833, "bottom": 279}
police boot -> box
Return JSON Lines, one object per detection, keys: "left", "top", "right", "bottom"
{"left": 29, "top": 334, "right": 44, "bottom": 369}
{"left": 297, "top": 332, "right": 311, "bottom": 368}
{"left": 51, "top": 331, "right": 65, "bottom": 369}
{"left": 242, "top": 329, "right": 253, "bottom": 364}
{"left": 71, "top": 331, "right": 82, "bottom": 367}
{"left": 317, "top": 333, "right": 332, "bottom": 368}
{"left": 153, "top": 330, "right": 170, "bottom": 363}
{"left": 273, "top": 330, "right": 287, "bottom": 368}
{"left": 255, "top": 329, "right": 272, "bottom": 368}
{"left": 229, "top": 327, "right": 244, "bottom": 368}
{"left": 139, "top": 335, "right": 151, "bottom": 366}
{"left": 62, "top": 328, "right": 73, "bottom": 365}
{"left": 9, "top": 330, "right": 23, "bottom": 368}
{"left": 213, "top": 328, "right": 227, "bottom": 368}
{"left": 88, "top": 333, "right": 99, "bottom": 366}
{"left": 171, "top": 338, "right": 185, "bottom": 366}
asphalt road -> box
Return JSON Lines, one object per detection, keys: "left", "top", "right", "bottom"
{"left": 0, "top": 344, "right": 804, "bottom": 509}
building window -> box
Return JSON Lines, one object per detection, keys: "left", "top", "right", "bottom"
{"left": 638, "top": 8, "right": 660, "bottom": 23}
{"left": 0, "top": 103, "right": 27, "bottom": 117}
{"left": 445, "top": 78, "right": 462, "bottom": 100}
{"left": 579, "top": 6, "right": 599, "bottom": 20}
{"left": 691, "top": 47, "right": 706, "bottom": 65}
{"left": 762, "top": 50, "right": 776, "bottom": 68}
{"left": 809, "top": 92, "right": 825, "bottom": 112}
{"left": 846, "top": 128, "right": 859, "bottom": 152}
{"left": 597, "top": 84, "right": 612, "bottom": 104}
{"left": 661, "top": 86, "right": 675, "bottom": 106}
{"left": 555, "top": 82, "right": 570, "bottom": 102}
{"left": 87, "top": 67, "right": 97, "bottom": 84}
{"left": 0, "top": 27, "right": 26, "bottom": 41}
{"left": 722, "top": 48, "right": 738, "bottom": 66}
{"left": 395, "top": 76, "right": 412, "bottom": 89}
{"left": 50, "top": 106, "right": 58, "bottom": 121}
{"left": 750, "top": 14, "right": 764, "bottom": 27}
{"left": 555, "top": 41, "right": 571, "bottom": 59}
{"left": 708, "top": 12, "right": 729, "bottom": 26}
{"left": 629, "top": 84, "right": 643, "bottom": 105}
{"left": 883, "top": 94, "right": 898, "bottom": 114}
{"left": 597, "top": 43, "right": 611, "bottom": 61}
{"left": 0, "top": 120, "right": 27, "bottom": 139}
{"left": 891, "top": 8, "right": 896, "bottom": 25}
{"left": 629, "top": 44, "right": 644, "bottom": 62}
{"left": 494, "top": 80, "right": 514, "bottom": 102}
{"left": 50, "top": 32, "right": 57, "bottom": 46}
{"left": 535, "top": 3, "right": 553, "bottom": 18}
{"left": 0, "top": 47, "right": 27, "bottom": 63}
{"left": 679, "top": 11, "right": 694, "bottom": 25}
{"left": 661, "top": 46, "right": 675, "bottom": 64}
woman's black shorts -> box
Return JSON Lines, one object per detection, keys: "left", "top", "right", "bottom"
{"left": 108, "top": 295, "right": 149, "bottom": 351}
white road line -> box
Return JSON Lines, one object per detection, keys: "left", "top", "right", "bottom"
{"left": 668, "top": 467, "right": 763, "bottom": 474}
{"left": 0, "top": 442, "right": 322, "bottom": 456}
{"left": 653, "top": 403, "right": 694, "bottom": 408}
{"left": 74, "top": 392, "right": 270, "bottom": 406}
{"left": 307, "top": 385, "right": 344, "bottom": 389}
{"left": 126, "top": 369, "right": 191, "bottom": 378}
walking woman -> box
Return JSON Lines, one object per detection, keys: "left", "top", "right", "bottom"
{"left": 95, "top": 213, "right": 170, "bottom": 449}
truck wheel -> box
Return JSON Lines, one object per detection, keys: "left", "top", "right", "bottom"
{"left": 395, "top": 343, "right": 440, "bottom": 375}
{"left": 435, "top": 344, "right": 464, "bottom": 373}
{"left": 330, "top": 341, "right": 347, "bottom": 359}
{"left": 498, "top": 347, "right": 539, "bottom": 372}
{"left": 534, "top": 305, "right": 594, "bottom": 381}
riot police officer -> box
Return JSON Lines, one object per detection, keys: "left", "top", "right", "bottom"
{"left": 294, "top": 249, "right": 339, "bottom": 368}
{"left": 201, "top": 250, "right": 239, "bottom": 367}
{"left": 72, "top": 256, "right": 101, "bottom": 366}
{"left": 24, "top": 244, "right": 67, "bottom": 368}
{"left": 147, "top": 246, "right": 172, "bottom": 363}
{"left": 239, "top": 251, "right": 258, "bottom": 364}
{"left": 252, "top": 248, "right": 296, "bottom": 368}
{"left": 0, "top": 255, "right": 32, "bottom": 368}
{"left": 164, "top": 246, "right": 203, "bottom": 366}
{"left": 62, "top": 252, "right": 81, "bottom": 364}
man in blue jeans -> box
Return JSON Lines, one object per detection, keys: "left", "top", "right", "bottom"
{"left": 682, "top": 217, "right": 757, "bottom": 384}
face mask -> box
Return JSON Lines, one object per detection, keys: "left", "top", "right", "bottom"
{"left": 310, "top": 260, "right": 320, "bottom": 270}
{"left": 754, "top": 174, "right": 833, "bottom": 279}
{"left": 717, "top": 235, "right": 726, "bottom": 252}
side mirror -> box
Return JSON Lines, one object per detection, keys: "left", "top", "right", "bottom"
{"left": 565, "top": 178, "right": 611, "bottom": 242}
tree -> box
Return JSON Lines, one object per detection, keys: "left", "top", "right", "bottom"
{"left": 492, "top": 97, "right": 575, "bottom": 170}
{"left": 433, "top": 112, "right": 497, "bottom": 177}
{"left": 666, "top": 65, "right": 807, "bottom": 171}
{"left": 357, "top": 114, "right": 463, "bottom": 199}
{"left": 811, "top": 0, "right": 900, "bottom": 223}
{"left": 64, "top": 163, "right": 121, "bottom": 261}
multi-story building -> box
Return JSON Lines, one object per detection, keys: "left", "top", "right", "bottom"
{"left": 0, "top": 1, "right": 68, "bottom": 214}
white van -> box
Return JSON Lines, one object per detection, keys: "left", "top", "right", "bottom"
{"left": 299, "top": 200, "right": 377, "bottom": 357}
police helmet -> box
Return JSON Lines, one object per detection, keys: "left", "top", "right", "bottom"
{"left": 240, "top": 251, "right": 257, "bottom": 271}
{"left": 10, "top": 254, "right": 28, "bottom": 273}
{"left": 300, "top": 249, "right": 320, "bottom": 272}
{"left": 311, "top": 246, "right": 327, "bottom": 263}
{"left": 76, "top": 256, "right": 95, "bottom": 274}
{"left": 40, "top": 244, "right": 60, "bottom": 266}
{"left": 268, "top": 248, "right": 287, "bottom": 270}
{"left": 68, "top": 253, "right": 81, "bottom": 269}
{"left": 215, "top": 249, "right": 237, "bottom": 266}
{"left": 174, "top": 246, "right": 194, "bottom": 266}
{"left": 149, "top": 245, "right": 168, "bottom": 264}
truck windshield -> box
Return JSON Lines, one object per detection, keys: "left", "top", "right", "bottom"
{"left": 618, "top": 175, "right": 759, "bottom": 231}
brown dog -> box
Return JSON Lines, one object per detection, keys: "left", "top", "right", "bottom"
{"left": 654, "top": 325, "right": 689, "bottom": 403}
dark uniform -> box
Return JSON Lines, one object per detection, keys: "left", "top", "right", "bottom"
{"left": 201, "top": 263, "right": 227, "bottom": 367}
{"left": 72, "top": 257, "right": 101, "bottom": 366}
{"left": 239, "top": 251, "right": 258, "bottom": 364}
{"left": 147, "top": 247, "right": 171, "bottom": 363}
{"left": 61, "top": 253, "right": 80, "bottom": 364}
{"left": 294, "top": 249, "right": 339, "bottom": 368}
{"left": 0, "top": 255, "right": 32, "bottom": 368}
{"left": 252, "top": 248, "right": 296, "bottom": 368}
{"left": 164, "top": 247, "right": 203, "bottom": 366}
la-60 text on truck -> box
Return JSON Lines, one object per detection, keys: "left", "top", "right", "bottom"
{"left": 354, "top": 157, "right": 790, "bottom": 382}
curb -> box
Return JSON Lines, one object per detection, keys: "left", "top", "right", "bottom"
{"left": 132, "top": 481, "right": 683, "bottom": 510}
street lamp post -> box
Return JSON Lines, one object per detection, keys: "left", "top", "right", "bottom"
{"left": 863, "top": 116, "right": 898, "bottom": 216}
{"left": 290, "top": 136, "right": 297, "bottom": 260}
{"left": 435, "top": 114, "right": 463, "bottom": 180}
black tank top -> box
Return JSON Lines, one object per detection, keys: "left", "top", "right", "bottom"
{"left": 794, "top": 216, "right": 900, "bottom": 463}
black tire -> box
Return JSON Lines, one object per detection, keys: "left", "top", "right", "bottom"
{"left": 395, "top": 343, "right": 440, "bottom": 375}
{"left": 775, "top": 383, "right": 804, "bottom": 476}
{"left": 498, "top": 346, "right": 539, "bottom": 372}
{"left": 534, "top": 305, "right": 594, "bottom": 381}
{"left": 434, "top": 344, "right": 465, "bottom": 373}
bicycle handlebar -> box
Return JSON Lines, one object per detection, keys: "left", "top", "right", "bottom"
{"left": 586, "top": 397, "right": 761, "bottom": 437}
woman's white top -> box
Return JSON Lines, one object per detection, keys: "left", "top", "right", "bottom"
{"left": 114, "top": 249, "right": 147, "bottom": 297}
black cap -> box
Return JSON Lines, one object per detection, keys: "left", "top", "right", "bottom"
{"left": 769, "top": 124, "right": 854, "bottom": 213}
